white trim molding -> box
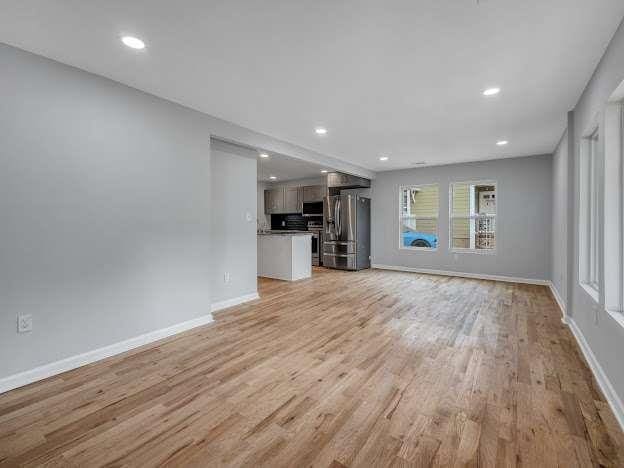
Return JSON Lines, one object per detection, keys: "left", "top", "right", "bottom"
{"left": 567, "top": 317, "right": 624, "bottom": 431}
{"left": 0, "top": 313, "right": 214, "bottom": 395}
{"left": 211, "top": 292, "right": 259, "bottom": 313}
{"left": 0, "top": 292, "right": 260, "bottom": 394}
{"left": 371, "top": 264, "right": 549, "bottom": 285}
{"left": 548, "top": 281, "right": 567, "bottom": 323}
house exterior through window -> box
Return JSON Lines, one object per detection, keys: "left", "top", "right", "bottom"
{"left": 450, "top": 181, "right": 497, "bottom": 252}
{"left": 399, "top": 184, "right": 439, "bottom": 250}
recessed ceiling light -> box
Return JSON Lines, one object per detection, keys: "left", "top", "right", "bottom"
{"left": 315, "top": 127, "right": 327, "bottom": 135}
{"left": 259, "top": 153, "right": 269, "bottom": 158}
{"left": 496, "top": 140, "right": 508, "bottom": 146}
{"left": 379, "top": 156, "right": 389, "bottom": 161}
{"left": 321, "top": 169, "right": 328, "bottom": 173}
{"left": 121, "top": 36, "right": 146, "bottom": 50}
{"left": 483, "top": 87, "right": 500, "bottom": 96}
{"left": 269, "top": 175, "right": 277, "bottom": 180}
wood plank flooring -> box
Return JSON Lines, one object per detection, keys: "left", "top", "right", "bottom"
{"left": 1, "top": 268, "right": 623, "bottom": 467}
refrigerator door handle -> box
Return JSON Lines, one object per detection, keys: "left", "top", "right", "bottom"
{"left": 335, "top": 198, "right": 341, "bottom": 238}
{"left": 325, "top": 197, "right": 333, "bottom": 236}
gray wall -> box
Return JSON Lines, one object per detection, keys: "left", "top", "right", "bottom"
{"left": 1, "top": 43, "right": 348, "bottom": 380}
{"left": 566, "top": 18, "right": 624, "bottom": 406}
{"left": 211, "top": 141, "right": 258, "bottom": 304}
{"left": 551, "top": 131, "right": 568, "bottom": 306}
{"left": 0, "top": 44, "right": 262, "bottom": 380}
{"left": 257, "top": 181, "right": 270, "bottom": 230}
{"left": 372, "top": 155, "right": 552, "bottom": 281}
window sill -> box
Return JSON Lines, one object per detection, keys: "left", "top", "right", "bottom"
{"left": 606, "top": 308, "right": 624, "bottom": 330}
{"left": 580, "top": 282, "right": 600, "bottom": 303}
{"left": 450, "top": 248, "right": 496, "bottom": 255}
{"left": 399, "top": 246, "right": 438, "bottom": 252}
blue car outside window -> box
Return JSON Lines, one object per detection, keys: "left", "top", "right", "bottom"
{"left": 401, "top": 231, "right": 438, "bottom": 248}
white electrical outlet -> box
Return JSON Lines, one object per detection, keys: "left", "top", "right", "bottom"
{"left": 224, "top": 272, "right": 231, "bottom": 283}
{"left": 17, "top": 314, "right": 33, "bottom": 333}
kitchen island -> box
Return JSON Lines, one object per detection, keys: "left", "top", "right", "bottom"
{"left": 257, "top": 231, "right": 312, "bottom": 281}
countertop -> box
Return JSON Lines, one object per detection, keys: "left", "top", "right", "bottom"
{"left": 257, "top": 230, "right": 313, "bottom": 236}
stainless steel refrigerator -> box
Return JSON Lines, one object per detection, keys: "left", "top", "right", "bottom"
{"left": 323, "top": 194, "right": 371, "bottom": 270}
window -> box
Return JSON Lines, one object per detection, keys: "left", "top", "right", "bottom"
{"left": 450, "top": 181, "right": 496, "bottom": 252}
{"left": 604, "top": 98, "right": 624, "bottom": 318}
{"left": 399, "top": 185, "right": 439, "bottom": 250}
{"left": 579, "top": 129, "right": 601, "bottom": 298}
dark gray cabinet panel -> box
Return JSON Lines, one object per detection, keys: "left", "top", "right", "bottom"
{"left": 284, "top": 187, "right": 302, "bottom": 213}
{"left": 265, "top": 185, "right": 322, "bottom": 214}
{"left": 264, "top": 188, "right": 284, "bottom": 214}
{"left": 302, "top": 185, "right": 325, "bottom": 202}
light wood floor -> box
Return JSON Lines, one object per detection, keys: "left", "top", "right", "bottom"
{"left": 1, "top": 268, "right": 623, "bottom": 467}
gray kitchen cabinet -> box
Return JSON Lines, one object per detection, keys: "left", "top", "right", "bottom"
{"left": 265, "top": 186, "right": 314, "bottom": 214}
{"left": 264, "top": 188, "right": 284, "bottom": 214}
{"left": 284, "top": 186, "right": 302, "bottom": 213}
{"left": 302, "top": 185, "right": 325, "bottom": 202}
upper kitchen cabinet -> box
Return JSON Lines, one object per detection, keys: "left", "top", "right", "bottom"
{"left": 284, "top": 186, "right": 302, "bottom": 213}
{"left": 302, "top": 185, "right": 325, "bottom": 202}
{"left": 264, "top": 188, "right": 284, "bottom": 214}
{"left": 264, "top": 186, "right": 302, "bottom": 214}
{"left": 264, "top": 185, "right": 324, "bottom": 214}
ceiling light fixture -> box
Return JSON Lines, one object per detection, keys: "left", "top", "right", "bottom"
{"left": 315, "top": 127, "right": 327, "bottom": 135}
{"left": 483, "top": 87, "right": 500, "bottom": 96}
{"left": 269, "top": 175, "right": 277, "bottom": 180}
{"left": 321, "top": 169, "right": 328, "bottom": 173}
{"left": 121, "top": 36, "right": 146, "bottom": 50}
{"left": 259, "top": 153, "right": 269, "bottom": 158}
{"left": 496, "top": 140, "right": 508, "bottom": 146}
{"left": 379, "top": 156, "right": 389, "bottom": 161}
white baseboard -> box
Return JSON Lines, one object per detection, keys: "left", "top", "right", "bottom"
{"left": 0, "top": 293, "right": 260, "bottom": 395}
{"left": 0, "top": 313, "right": 214, "bottom": 395}
{"left": 547, "top": 281, "right": 567, "bottom": 322}
{"left": 547, "top": 284, "right": 623, "bottom": 430}
{"left": 371, "top": 264, "right": 549, "bottom": 285}
{"left": 211, "top": 292, "right": 259, "bottom": 313}
{"left": 567, "top": 317, "right": 624, "bottom": 432}
{"left": 372, "top": 264, "right": 623, "bottom": 430}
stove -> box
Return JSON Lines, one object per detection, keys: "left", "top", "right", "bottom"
{"left": 307, "top": 222, "right": 323, "bottom": 266}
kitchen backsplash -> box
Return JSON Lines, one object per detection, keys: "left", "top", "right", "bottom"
{"left": 271, "top": 214, "right": 319, "bottom": 230}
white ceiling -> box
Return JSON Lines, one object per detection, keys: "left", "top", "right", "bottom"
{"left": 1, "top": 1, "right": 623, "bottom": 171}
{"left": 257, "top": 156, "right": 329, "bottom": 183}
{"left": 212, "top": 139, "right": 330, "bottom": 182}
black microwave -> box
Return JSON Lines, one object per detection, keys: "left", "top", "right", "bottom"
{"left": 302, "top": 201, "right": 323, "bottom": 217}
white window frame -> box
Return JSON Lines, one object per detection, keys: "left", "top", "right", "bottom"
{"left": 449, "top": 180, "right": 497, "bottom": 255}
{"left": 620, "top": 103, "right": 624, "bottom": 313}
{"left": 398, "top": 184, "right": 439, "bottom": 252}
{"left": 604, "top": 96, "right": 624, "bottom": 328}
{"left": 579, "top": 127, "right": 601, "bottom": 302}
